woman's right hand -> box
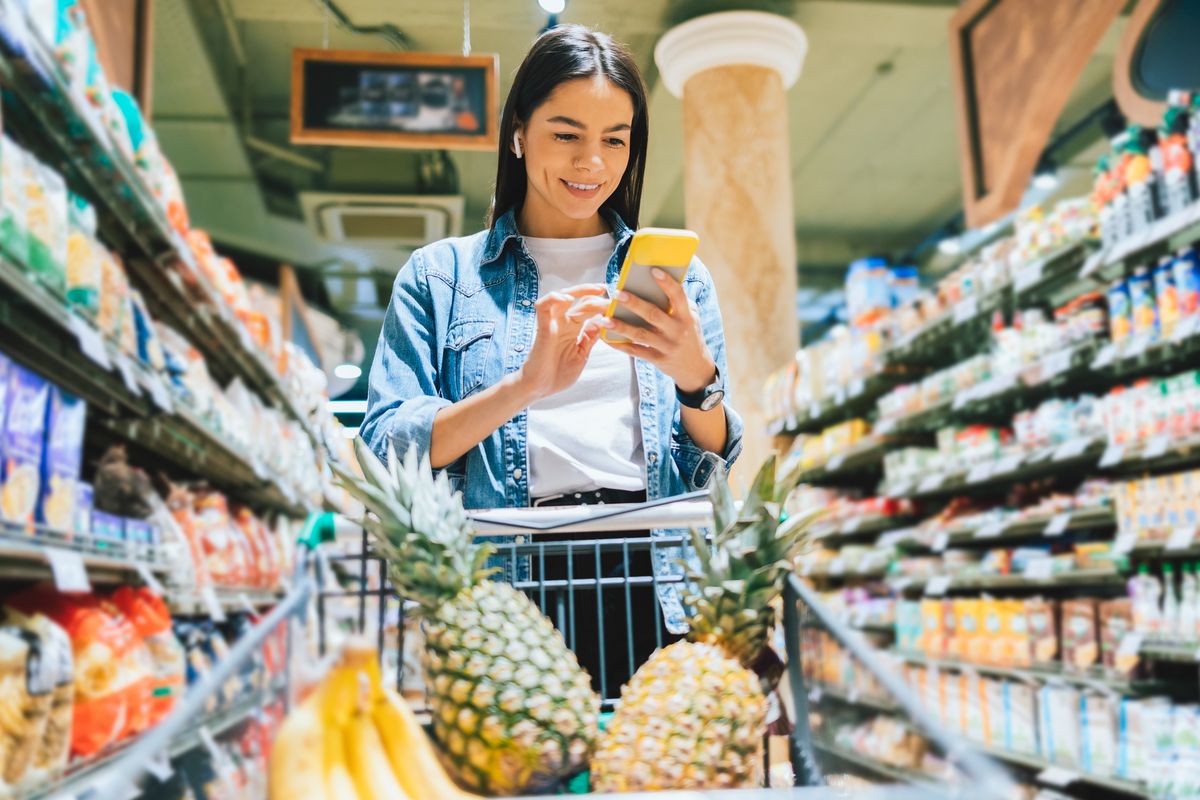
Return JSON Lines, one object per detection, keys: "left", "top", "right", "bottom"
{"left": 516, "top": 284, "right": 610, "bottom": 403}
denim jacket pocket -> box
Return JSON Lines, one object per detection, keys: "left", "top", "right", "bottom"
{"left": 444, "top": 318, "right": 496, "bottom": 399}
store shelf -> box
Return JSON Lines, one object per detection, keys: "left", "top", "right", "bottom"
{"left": 813, "top": 740, "right": 940, "bottom": 788}
{"left": 891, "top": 567, "right": 1127, "bottom": 596}
{"left": 1081, "top": 203, "right": 1200, "bottom": 283}
{"left": 1011, "top": 240, "right": 1098, "bottom": 305}
{"left": 813, "top": 514, "right": 916, "bottom": 544}
{"left": 810, "top": 682, "right": 899, "bottom": 714}
{"left": 0, "top": 522, "right": 171, "bottom": 585}
{"left": 169, "top": 587, "right": 284, "bottom": 617}
{"left": 896, "top": 505, "right": 1116, "bottom": 552}
{"left": 0, "top": 18, "right": 322, "bottom": 451}
{"left": 1138, "top": 640, "right": 1200, "bottom": 663}
{"left": 19, "top": 687, "right": 280, "bottom": 800}
{"left": 973, "top": 742, "right": 1149, "bottom": 799}
{"left": 788, "top": 436, "right": 896, "bottom": 486}
{"left": 893, "top": 651, "right": 1147, "bottom": 695}
{"left": 881, "top": 437, "right": 1108, "bottom": 501}
{"left": 769, "top": 370, "right": 906, "bottom": 437}
{"left": 887, "top": 288, "right": 1008, "bottom": 370}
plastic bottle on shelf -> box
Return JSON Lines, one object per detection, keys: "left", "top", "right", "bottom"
{"left": 1179, "top": 563, "right": 1197, "bottom": 642}
{"left": 1163, "top": 564, "right": 1180, "bottom": 641}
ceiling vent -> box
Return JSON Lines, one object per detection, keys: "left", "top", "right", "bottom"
{"left": 299, "top": 192, "right": 465, "bottom": 247}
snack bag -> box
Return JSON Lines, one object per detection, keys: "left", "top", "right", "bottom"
{"left": 65, "top": 195, "right": 100, "bottom": 316}
{"left": 27, "top": 161, "right": 67, "bottom": 294}
{"left": 38, "top": 385, "right": 86, "bottom": 531}
{"left": 109, "top": 587, "right": 185, "bottom": 726}
{"left": 2, "top": 366, "right": 49, "bottom": 526}
{"left": 0, "top": 626, "right": 49, "bottom": 792}
{"left": 0, "top": 136, "right": 28, "bottom": 265}
{"left": 3, "top": 609, "right": 73, "bottom": 784}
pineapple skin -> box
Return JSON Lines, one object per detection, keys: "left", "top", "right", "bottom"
{"left": 590, "top": 640, "right": 766, "bottom": 792}
{"left": 424, "top": 582, "right": 600, "bottom": 796}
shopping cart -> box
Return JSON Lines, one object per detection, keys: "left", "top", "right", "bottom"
{"left": 314, "top": 497, "right": 1017, "bottom": 799}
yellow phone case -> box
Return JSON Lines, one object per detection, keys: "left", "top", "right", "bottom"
{"left": 603, "top": 227, "right": 700, "bottom": 343}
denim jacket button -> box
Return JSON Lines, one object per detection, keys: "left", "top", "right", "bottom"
{"left": 648, "top": 452, "right": 658, "bottom": 464}
{"left": 641, "top": 386, "right": 652, "bottom": 398}
{"left": 521, "top": 299, "right": 532, "bottom": 307}
{"left": 514, "top": 342, "right": 525, "bottom": 353}
{"left": 512, "top": 467, "right": 523, "bottom": 480}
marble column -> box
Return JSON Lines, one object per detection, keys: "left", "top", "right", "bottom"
{"left": 655, "top": 12, "right": 807, "bottom": 487}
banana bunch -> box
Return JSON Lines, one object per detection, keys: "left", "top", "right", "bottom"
{"left": 269, "top": 639, "right": 479, "bottom": 800}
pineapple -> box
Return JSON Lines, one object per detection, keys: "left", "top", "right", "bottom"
{"left": 335, "top": 440, "right": 600, "bottom": 796}
{"left": 591, "top": 455, "right": 818, "bottom": 792}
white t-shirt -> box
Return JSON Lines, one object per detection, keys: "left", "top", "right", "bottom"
{"left": 523, "top": 232, "right": 647, "bottom": 497}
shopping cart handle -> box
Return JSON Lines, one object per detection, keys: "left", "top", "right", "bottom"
{"left": 298, "top": 511, "right": 338, "bottom": 548}
{"left": 469, "top": 492, "right": 714, "bottom": 535}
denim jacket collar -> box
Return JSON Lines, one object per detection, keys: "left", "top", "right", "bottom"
{"left": 480, "top": 206, "right": 634, "bottom": 266}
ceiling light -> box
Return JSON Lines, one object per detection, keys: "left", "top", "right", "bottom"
{"left": 538, "top": 0, "right": 566, "bottom": 12}
{"left": 938, "top": 237, "right": 962, "bottom": 256}
{"left": 334, "top": 363, "right": 362, "bottom": 380}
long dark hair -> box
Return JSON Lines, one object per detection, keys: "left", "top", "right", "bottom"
{"left": 488, "top": 25, "right": 649, "bottom": 230}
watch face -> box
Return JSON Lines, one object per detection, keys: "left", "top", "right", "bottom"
{"left": 700, "top": 389, "right": 725, "bottom": 411}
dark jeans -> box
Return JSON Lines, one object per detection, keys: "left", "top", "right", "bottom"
{"left": 526, "top": 490, "right": 681, "bottom": 703}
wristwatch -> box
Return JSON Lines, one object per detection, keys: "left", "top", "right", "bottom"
{"left": 676, "top": 365, "right": 725, "bottom": 412}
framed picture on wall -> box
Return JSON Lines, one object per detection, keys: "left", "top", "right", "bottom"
{"left": 290, "top": 48, "right": 498, "bottom": 151}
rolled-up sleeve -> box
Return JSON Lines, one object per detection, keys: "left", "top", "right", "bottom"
{"left": 360, "top": 250, "right": 452, "bottom": 466}
{"left": 670, "top": 268, "right": 744, "bottom": 490}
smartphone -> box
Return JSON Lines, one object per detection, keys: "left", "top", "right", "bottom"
{"left": 603, "top": 227, "right": 700, "bottom": 343}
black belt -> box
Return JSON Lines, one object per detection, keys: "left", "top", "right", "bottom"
{"left": 531, "top": 488, "right": 648, "bottom": 508}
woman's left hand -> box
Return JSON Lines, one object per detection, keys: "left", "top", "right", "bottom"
{"left": 601, "top": 268, "right": 717, "bottom": 394}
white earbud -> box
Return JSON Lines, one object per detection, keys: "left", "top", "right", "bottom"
{"left": 513, "top": 132, "right": 523, "bottom": 159}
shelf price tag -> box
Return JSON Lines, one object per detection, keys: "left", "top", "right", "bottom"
{"left": 826, "top": 454, "right": 846, "bottom": 473}
{"left": 1091, "top": 343, "right": 1117, "bottom": 370}
{"left": 143, "top": 375, "right": 175, "bottom": 413}
{"left": 1167, "top": 526, "right": 1197, "bottom": 551}
{"left": 828, "top": 557, "right": 845, "bottom": 576}
{"left": 808, "top": 402, "right": 821, "bottom": 420}
{"left": 1053, "top": 437, "right": 1091, "bottom": 461}
{"left": 1014, "top": 260, "right": 1045, "bottom": 293}
{"left": 993, "top": 453, "right": 1024, "bottom": 475}
{"left": 966, "top": 462, "right": 994, "bottom": 484}
{"left": 67, "top": 314, "right": 112, "bottom": 370}
{"left": 1118, "top": 632, "right": 1145, "bottom": 659}
{"left": 1043, "top": 349, "right": 1073, "bottom": 378}
{"left": 115, "top": 355, "right": 142, "bottom": 396}
{"left": 1144, "top": 435, "right": 1171, "bottom": 461}
{"left": 1100, "top": 442, "right": 1125, "bottom": 468}
{"left": 925, "top": 575, "right": 951, "bottom": 596}
{"left": 43, "top": 547, "right": 90, "bottom": 593}
{"left": 975, "top": 521, "right": 1004, "bottom": 539}
{"left": 841, "top": 516, "right": 862, "bottom": 534}
{"left": 1045, "top": 513, "right": 1072, "bottom": 537}
{"left": 201, "top": 586, "right": 228, "bottom": 622}
{"left": 917, "top": 473, "right": 945, "bottom": 493}
{"left": 887, "top": 480, "right": 912, "bottom": 498}
{"left": 932, "top": 532, "right": 951, "bottom": 553}
{"left": 145, "top": 749, "right": 174, "bottom": 781}
{"left": 1080, "top": 249, "right": 1108, "bottom": 278}
{"left": 136, "top": 563, "right": 165, "bottom": 595}
{"left": 1113, "top": 530, "right": 1138, "bottom": 555}
{"left": 1025, "top": 559, "right": 1055, "bottom": 580}
{"left": 876, "top": 418, "right": 897, "bottom": 436}
{"left": 953, "top": 296, "right": 979, "bottom": 325}
{"left": 833, "top": 387, "right": 846, "bottom": 406}
{"left": 849, "top": 378, "right": 865, "bottom": 398}
{"left": 1037, "top": 766, "right": 1079, "bottom": 788}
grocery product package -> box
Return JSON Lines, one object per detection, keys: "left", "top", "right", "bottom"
{"left": 37, "top": 384, "right": 85, "bottom": 531}
{"left": 95, "top": 246, "right": 130, "bottom": 342}
{"left": 26, "top": 160, "right": 67, "bottom": 294}
{"left": 109, "top": 587, "right": 184, "bottom": 726}
{"left": 0, "top": 625, "right": 50, "bottom": 793}
{"left": 7, "top": 586, "right": 154, "bottom": 756}
{"left": 2, "top": 608, "right": 73, "bottom": 786}
{"left": 64, "top": 194, "right": 100, "bottom": 316}
{"left": 2, "top": 365, "right": 49, "bottom": 525}
{"left": 0, "top": 136, "right": 29, "bottom": 266}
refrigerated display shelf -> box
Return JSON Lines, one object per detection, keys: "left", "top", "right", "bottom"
{"left": 890, "top": 567, "right": 1127, "bottom": 596}
{"left": 813, "top": 514, "right": 916, "bottom": 544}
{"left": 813, "top": 740, "right": 942, "bottom": 789}
{"left": 893, "top": 505, "right": 1116, "bottom": 552}
{"left": 0, "top": 18, "right": 321, "bottom": 450}
{"left": 19, "top": 687, "right": 281, "bottom": 800}
{"left": 973, "top": 742, "right": 1149, "bottom": 799}
{"left": 788, "top": 436, "right": 896, "bottom": 486}
{"left": 892, "top": 651, "right": 1148, "bottom": 695}
{"left": 769, "top": 371, "right": 907, "bottom": 437}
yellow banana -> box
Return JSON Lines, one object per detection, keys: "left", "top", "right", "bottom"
{"left": 347, "top": 704, "right": 412, "bottom": 800}
{"left": 269, "top": 687, "right": 328, "bottom": 800}
{"left": 323, "top": 653, "right": 364, "bottom": 800}
{"left": 372, "top": 686, "right": 482, "bottom": 800}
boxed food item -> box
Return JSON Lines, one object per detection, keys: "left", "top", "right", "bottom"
{"left": 1040, "top": 685, "right": 1082, "bottom": 766}
{"left": 984, "top": 678, "right": 1005, "bottom": 748}
{"left": 91, "top": 511, "right": 124, "bottom": 546}
{"left": 1083, "top": 692, "right": 1119, "bottom": 777}
{"left": 1119, "top": 697, "right": 1170, "bottom": 782}
{"left": 38, "top": 385, "right": 86, "bottom": 531}
{"left": 1062, "top": 599, "right": 1100, "bottom": 673}
{"left": 1007, "top": 681, "right": 1039, "bottom": 756}
{"left": 1025, "top": 598, "right": 1059, "bottom": 666}
{"left": 1172, "top": 704, "right": 1200, "bottom": 799}
{"left": 2, "top": 366, "right": 49, "bottom": 525}
{"left": 1099, "top": 598, "right": 1138, "bottom": 678}
{"left": 65, "top": 195, "right": 100, "bottom": 316}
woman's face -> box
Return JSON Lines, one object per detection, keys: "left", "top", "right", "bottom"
{"left": 517, "top": 75, "right": 634, "bottom": 229}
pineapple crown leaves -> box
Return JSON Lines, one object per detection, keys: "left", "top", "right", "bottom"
{"left": 682, "top": 455, "right": 821, "bottom": 667}
{"left": 332, "top": 438, "right": 498, "bottom": 613}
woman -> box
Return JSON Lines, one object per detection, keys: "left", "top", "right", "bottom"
{"left": 362, "top": 24, "right": 743, "bottom": 696}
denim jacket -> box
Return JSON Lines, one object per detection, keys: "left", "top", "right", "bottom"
{"left": 361, "top": 207, "right": 744, "bottom": 632}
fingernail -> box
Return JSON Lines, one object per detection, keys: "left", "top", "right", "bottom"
{"left": 652, "top": 268, "right": 667, "bottom": 280}
{"left": 616, "top": 291, "right": 629, "bottom": 302}
{"left": 598, "top": 318, "right": 613, "bottom": 328}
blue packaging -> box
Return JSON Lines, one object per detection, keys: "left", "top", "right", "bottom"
{"left": 1174, "top": 245, "right": 1200, "bottom": 317}
{"left": 1128, "top": 267, "right": 1159, "bottom": 340}
{"left": 2, "top": 365, "right": 48, "bottom": 525}
{"left": 38, "top": 384, "right": 86, "bottom": 531}
{"left": 91, "top": 510, "right": 124, "bottom": 546}
{"left": 75, "top": 481, "right": 92, "bottom": 537}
